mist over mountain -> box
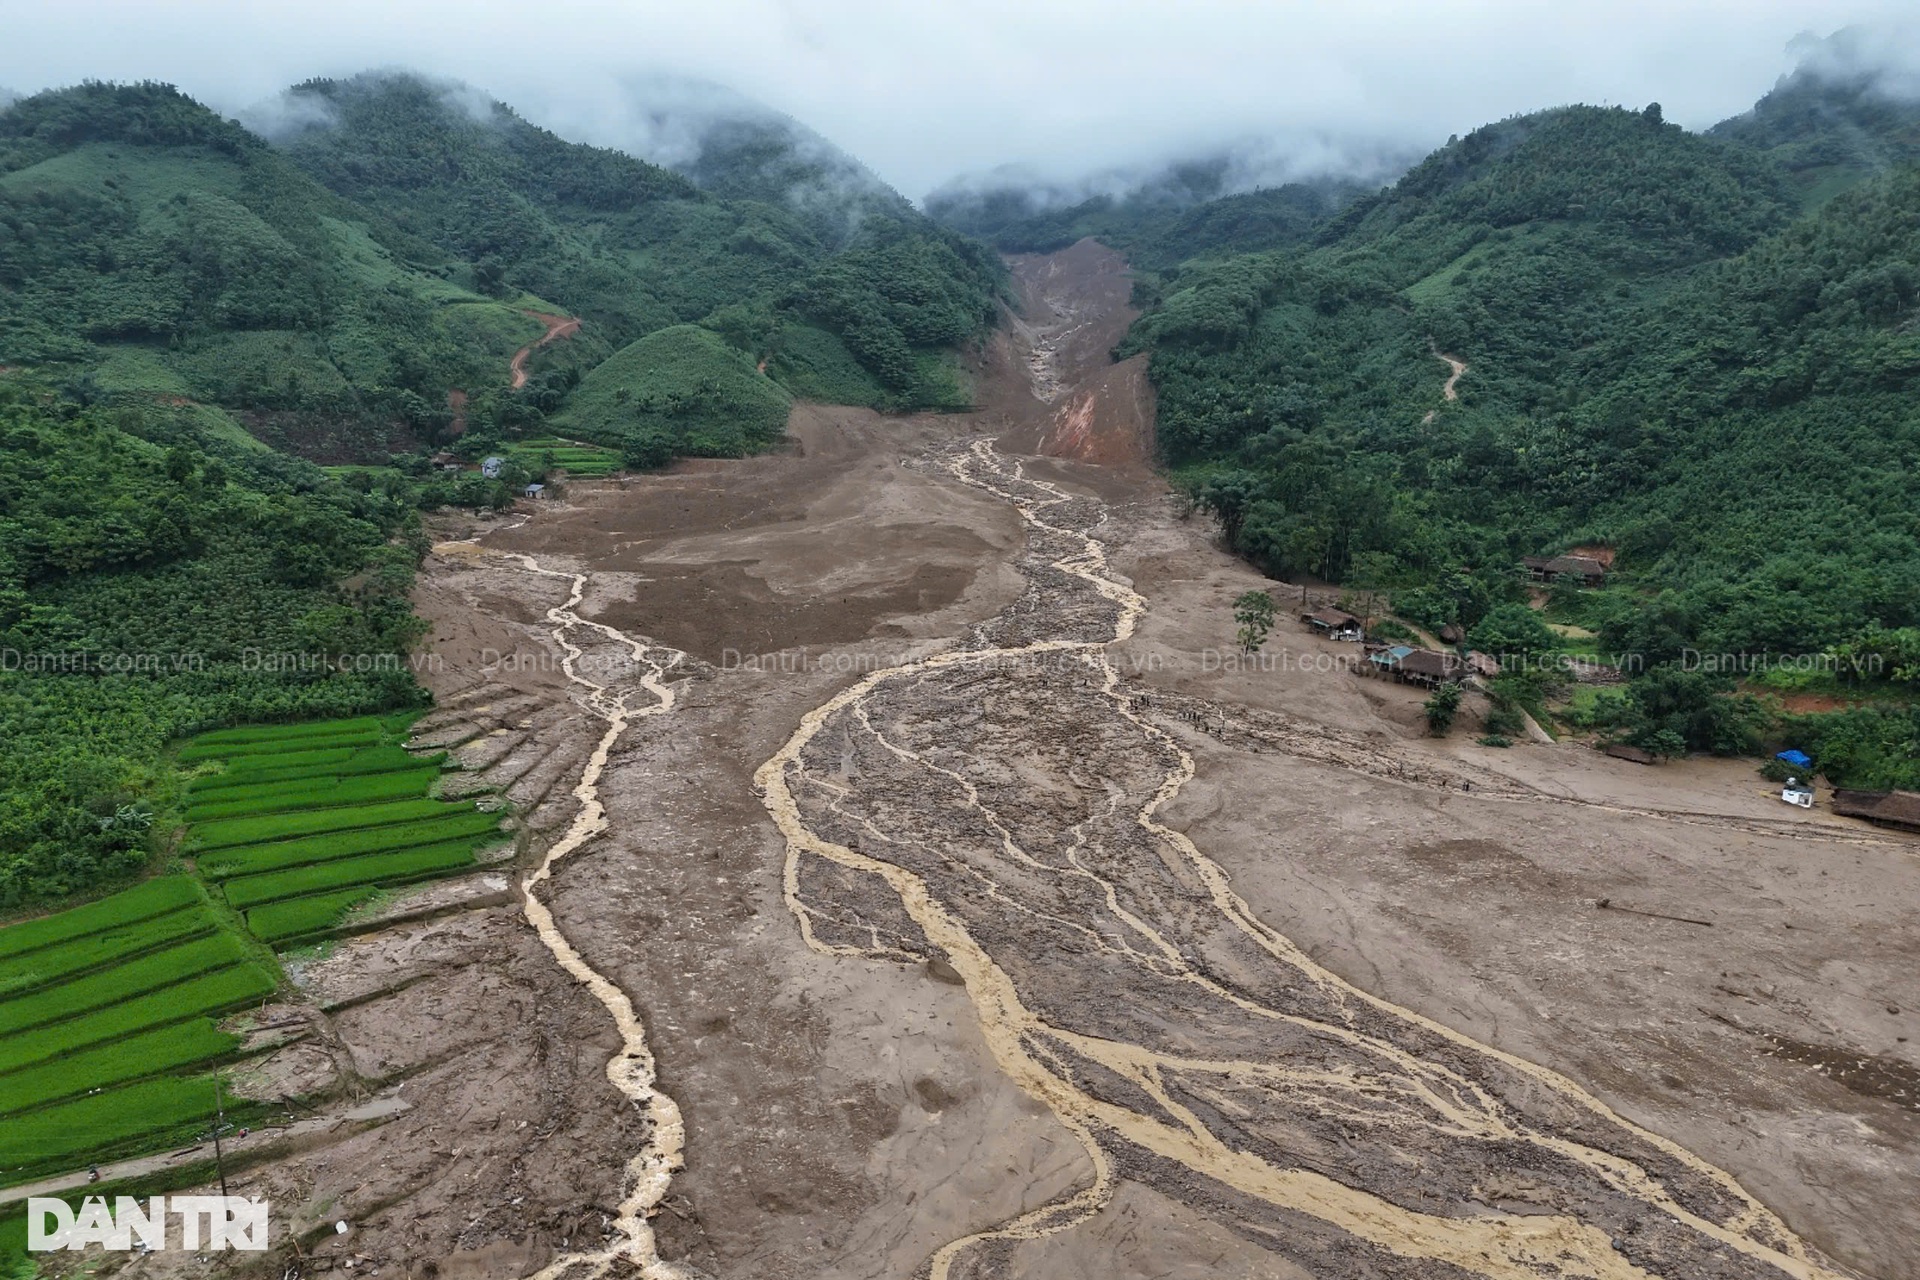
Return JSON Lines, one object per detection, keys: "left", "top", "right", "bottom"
{"left": 924, "top": 141, "right": 1413, "bottom": 263}
{"left": 1710, "top": 25, "right": 1920, "bottom": 191}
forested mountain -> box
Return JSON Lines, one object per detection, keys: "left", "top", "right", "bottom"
{"left": 0, "top": 74, "right": 1002, "bottom": 908}
{"left": 1710, "top": 52, "right": 1920, "bottom": 203}
{"left": 0, "top": 76, "right": 1002, "bottom": 471}
{"left": 271, "top": 74, "right": 1000, "bottom": 417}
{"left": 661, "top": 104, "right": 916, "bottom": 249}
{"left": 927, "top": 158, "right": 1378, "bottom": 269}
{"left": 1114, "top": 98, "right": 1920, "bottom": 781}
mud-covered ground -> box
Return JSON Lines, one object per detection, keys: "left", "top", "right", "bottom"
{"left": 65, "top": 242, "right": 1914, "bottom": 1279}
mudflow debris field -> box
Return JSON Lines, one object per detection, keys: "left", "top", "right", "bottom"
{"left": 754, "top": 439, "right": 1847, "bottom": 1280}
{"left": 28, "top": 241, "right": 1906, "bottom": 1279}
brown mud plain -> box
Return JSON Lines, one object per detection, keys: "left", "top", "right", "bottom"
{"left": 55, "top": 241, "right": 1917, "bottom": 1279}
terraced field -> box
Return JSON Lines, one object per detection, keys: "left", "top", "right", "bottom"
{"left": 0, "top": 713, "right": 510, "bottom": 1188}
{"left": 506, "top": 436, "right": 622, "bottom": 478}
{"left": 0, "top": 876, "right": 274, "bottom": 1181}
{"left": 184, "top": 715, "right": 511, "bottom": 947}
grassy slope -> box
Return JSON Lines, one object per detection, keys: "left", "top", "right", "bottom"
{"left": 552, "top": 324, "right": 791, "bottom": 457}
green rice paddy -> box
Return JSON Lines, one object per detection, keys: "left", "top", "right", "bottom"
{"left": 506, "top": 436, "right": 622, "bottom": 477}
{"left": 0, "top": 713, "right": 507, "bottom": 1185}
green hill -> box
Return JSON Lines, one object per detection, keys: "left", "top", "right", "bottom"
{"left": 1113, "top": 99, "right": 1920, "bottom": 780}
{"left": 0, "top": 75, "right": 1004, "bottom": 473}
{"left": 553, "top": 324, "right": 791, "bottom": 462}
{"left": 0, "top": 80, "right": 553, "bottom": 459}
{"left": 271, "top": 73, "right": 1002, "bottom": 421}
{"left": 0, "top": 75, "right": 1005, "bottom": 911}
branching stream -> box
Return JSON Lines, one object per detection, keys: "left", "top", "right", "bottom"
{"left": 754, "top": 441, "right": 1845, "bottom": 1280}
{"left": 435, "top": 537, "right": 696, "bottom": 1280}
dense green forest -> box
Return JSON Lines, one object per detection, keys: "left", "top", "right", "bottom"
{"left": 0, "top": 76, "right": 1003, "bottom": 469}
{"left": 0, "top": 75, "right": 1005, "bottom": 909}
{"left": 1109, "top": 82, "right": 1920, "bottom": 785}
{"left": 0, "top": 381, "right": 465, "bottom": 907}
{"left": 273, "top": 74, "right": 1002, "bottom": 420}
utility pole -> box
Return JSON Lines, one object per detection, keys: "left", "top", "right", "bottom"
{"left": 212, "top": 1077, "right": 229, "bottom": 1199}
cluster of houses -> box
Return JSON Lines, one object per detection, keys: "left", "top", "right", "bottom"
{"left": 1293, "top": 549, "right": 1616, "bottom": 691}
{"left": 1304, "top": 607, "right": 1485, "bottom": 687}
{"left": 1300, "top": 606, "right": 1500, "bottom": 689}
{"left": 426, "top": 452, "right": 546, "bottom": 498}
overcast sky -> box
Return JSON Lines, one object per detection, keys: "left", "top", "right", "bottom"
{"left": 1, "top": 0, "right": 1916, "bottom": 198}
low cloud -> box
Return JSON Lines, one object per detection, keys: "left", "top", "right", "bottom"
{"left": 1785, "top": 24, "right": 1920, "bottom": 96}
{"left": 1, "top": 1, "right": 1917, "bottom": 199}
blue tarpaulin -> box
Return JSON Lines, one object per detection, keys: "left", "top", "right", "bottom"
{"left": 1776, "top": 749, "right": 1813, "bottom": 769}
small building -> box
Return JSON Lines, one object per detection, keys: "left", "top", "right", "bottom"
{"left": 1365, "top": 644, "right": 1415, "bottom": 677}
{"left": 1522, "top": 554, "right": 1608, "bottom": 586}
{"left": 524, "top": 483, "right": 546, "bottom": 499}
{"left": 430, "top": 451, "right": 463, "bottom": 472}
{"left": 1831, "top": 789, "right": 1920, "bottom": 834}
{"left": 481, "top": 456, "right": 505, "bottom": 479}
{"left": 1364, "top": 645, "right": 1461, "bottom": 687}
{"left": 1301, "top": 607, "right": 1362, "bottom": 641}
{"left": 1395, "top": 648, "right": 1464, "bottom": 688}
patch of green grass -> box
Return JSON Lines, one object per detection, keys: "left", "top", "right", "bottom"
{"left": 0, "top": 877, "right": 202, "bottom": 963}
{"left": 196, "top": 811, "right": 505, "bottom": 880}
{"left": 0, "top": 908, "right": 218, "bottom": 1000}
{"left": 169, "top": 329, "right": 356, "bottom": 410}
{"left": 0, "top": 963, "right": 275, "bottom": 1077}
{"left": 434, "top": 301, "right": 546, "bottom": 364}
{"left": 178, "top": 732, "right": 382, "bottom": 764}
{"left": 191, "top": 716, "right": 387, "bottom": 748}
{"left": 185, "top": 767, "right": 444, "bottom": 821}
{"left": 1561, "top": 683, "right": 1630, "bottom": 729}
{"left": 0, "top": 1019, "right": 241, "bottom": 1118}
{"left": 246, "top": 888, "right": 383, "bottom": 944}
{"left": 0, "top": 934, "right": 251, "bottom": 1037}
{"left": 189, "top": 745, "right": 439, "bottom": 793}
{"left": 0, "top": 1072, "right": 254, "bottom": 1181}
{"left": 88, "top": 344, "right": 197, "bottom": 399}
{"left": 188, "top": 797, "right": 463, "bottom": 851}
{"left": 223, "top": 839, "right": 492, "bottom": 910}
{"left": 764, "top": 321, "right": 887, "bottom": 407}
{"left": 503, "top": 440, "right": 621, "bottom": 478}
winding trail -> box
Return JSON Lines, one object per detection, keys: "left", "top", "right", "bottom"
{"left": 754, "top": 440, "right": 1846, "bottom": 1280}
{"left": 1422, "top": 347, "right": 1469, "bottom": 425}
{"left": 434, "top": 535, "right": 694, "bottom": 1280}
{"left": 511, "top": 311, "right": 582, "bottom": 390}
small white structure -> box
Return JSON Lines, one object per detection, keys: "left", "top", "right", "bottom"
{"left": 1780, "top": 777, "right": 1815, "bottom": 808}
{"left": 481, "top": 456, "right": 504, "bottom": 479}
{"left": 524, "top": 483, "right": 545, "bottom": 499}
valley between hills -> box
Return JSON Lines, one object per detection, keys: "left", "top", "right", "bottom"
{"left": 19, "top": 242, "right": 1898, "bottom": 1280}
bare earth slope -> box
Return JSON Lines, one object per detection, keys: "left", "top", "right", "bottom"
{"left": 103, "top": 239, "right": 1914, "bottom": 1279}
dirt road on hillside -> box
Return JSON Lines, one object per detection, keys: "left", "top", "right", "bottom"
{"left": 512, "top": 312, "right": 582, "bottom": 389}
{"left": 173, "top": 240, "right": 1914, "bottom": 1280}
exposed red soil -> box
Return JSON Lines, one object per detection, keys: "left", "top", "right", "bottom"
{"left": 1767, "top": 690, "right": 1854, "bottom": 714}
